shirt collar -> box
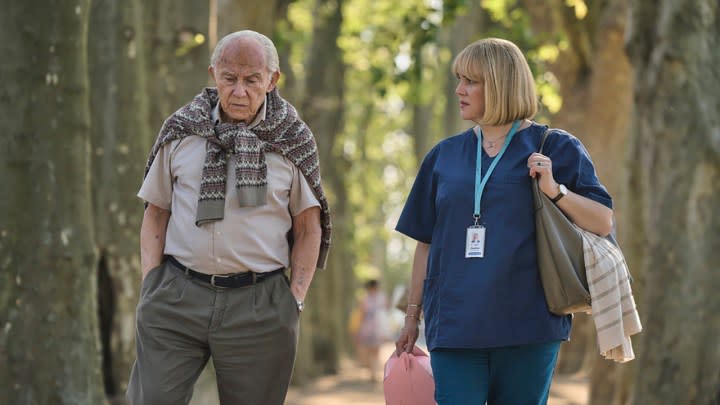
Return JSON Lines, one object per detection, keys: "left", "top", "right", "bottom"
{"left": 212, "top": 95, "right": 267, "bottom": 128}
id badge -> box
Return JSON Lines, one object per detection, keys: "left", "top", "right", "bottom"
{"left": 465, "top": 225, "right": 486, "bottom": 258}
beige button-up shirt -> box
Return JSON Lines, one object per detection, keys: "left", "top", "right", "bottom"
{"left": 138, "top": 99, "right": 320, "bottom": 275}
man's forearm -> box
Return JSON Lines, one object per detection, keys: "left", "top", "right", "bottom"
{"left": 290, "top": 207, "right": 321, "bottom": 301}
{"left": 290, "top": 231, "right": 320, "bottom": 300}
{"left": 140, "top": 204, "right": 171, "bottom": 275}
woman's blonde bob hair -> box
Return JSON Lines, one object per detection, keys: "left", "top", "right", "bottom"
{"left": 452, "top": 38, "right": 537, "bottom": 126}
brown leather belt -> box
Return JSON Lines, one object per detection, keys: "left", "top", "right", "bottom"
{"left": 165, "top": 255, "right": 284, "bottom": 288}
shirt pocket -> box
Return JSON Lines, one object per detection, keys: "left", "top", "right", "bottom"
{"left": 483, "top": 174, "right": 534, "bottom": 226}
{"left": 490, "top": 174, "right": 532, "bottom": 196}
{"left": 503, "top": 174, "right": 531, "bottom": 185}
{"left": 170, "top": 138, "right": 206, "bottom": 195}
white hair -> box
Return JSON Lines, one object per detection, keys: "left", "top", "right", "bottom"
{"left": 210, "top": 30, "right": 279, "bottom": 73}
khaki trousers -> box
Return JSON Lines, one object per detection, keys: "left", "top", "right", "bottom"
{"left": 126, "top": 259, "right": 299, "bottom": 405}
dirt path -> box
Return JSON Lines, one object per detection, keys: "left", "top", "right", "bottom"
{"left": 286, "top": 344, "right": 588, "bottom": 405}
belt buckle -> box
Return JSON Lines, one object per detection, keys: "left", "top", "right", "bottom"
{"left": 210, "top": 274, "right": 231, "bottom": 288}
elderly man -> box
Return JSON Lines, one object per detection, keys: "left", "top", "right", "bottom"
{"left": 126, "top": 30, "right": 331, "bottom": 405}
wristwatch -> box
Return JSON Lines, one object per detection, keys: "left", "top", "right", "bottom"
{"left": 551, "top": 184, "right": 568, "bottom": 203}
{"left": 296, "top": 299, "right": 304, "bottom": 313}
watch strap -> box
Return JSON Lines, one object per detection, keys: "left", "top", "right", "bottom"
{"left": 551, "top": 185, "right": 566, "bottom": 203}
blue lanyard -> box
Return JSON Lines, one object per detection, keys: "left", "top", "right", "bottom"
{"left": 473, "top": 120, "right": 521, "bottom": 223}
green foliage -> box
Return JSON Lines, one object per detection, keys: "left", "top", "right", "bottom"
{"left": 319, "top": 0, "right": 421, "bottom": 291}
{"left": 282, "top": 0, "right": 565, "bottom": 294}
{"left": 565, "top": 0, "right": 588, "bottom": 19}
{"left": 175, "top": 32, "right": 206, "bottom": 57}
{"left": 283, "top": 0, "right": 315, "bottom": 89}
{"left": 481, "top": 0, "right": 564, "bottom": 116}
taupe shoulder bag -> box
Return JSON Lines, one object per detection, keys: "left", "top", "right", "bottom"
{"left": 533, "top": 129, "right": 591, "bottom": 315}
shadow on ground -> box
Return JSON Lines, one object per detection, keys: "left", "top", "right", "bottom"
{"left": 286, "top": 343, "right": 588, "bottom": 405}
{"left": 192, "top": 343, "right": 588, "bottom": 405}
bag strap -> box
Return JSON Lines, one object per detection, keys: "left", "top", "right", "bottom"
{"left": 539, "top": 128, "right": 552, "bottom": 153}
{"left": 537, "top": 127, "right": 629, "bottom": 279}
{"left": 534, "top": 128, "right": 552, "bottom": 193}
{"left": 532, "top": 129, "right": 552, "bottom": 212}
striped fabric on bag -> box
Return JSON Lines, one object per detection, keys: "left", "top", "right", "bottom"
{"left": 578, "top": 226, "right": 642, "bottom": 363}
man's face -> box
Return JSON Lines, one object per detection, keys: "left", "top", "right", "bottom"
{"left": 209, "top": 39, "right": 279, "bottom": 124}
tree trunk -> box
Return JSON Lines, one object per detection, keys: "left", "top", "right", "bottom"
{"left": 215, "top": 0, "right": 299, "bottom": 100}
{"left": 0, "top": 1, "right": 105, "bottom": 404}
{"left": 140, "top": 3, "right": 216, "bottom": 402}
{"left": 564, "top": 0, "right": 633, "bottom": 386}
{"left": 441, "top": 0, "right": 487, "bottom": 137}
{"left": 626, "top": 1, "right": 720, "bottom": 403}
{"left": 410, "top": 45, "right": 434, "bottom": 163}
{"left": 88, "top": 0, "right": 152, "bottom": 401}
{"left": 274, "top": 0, "right": 301, "bottom": 101}
{"left": 217, "top": 0, "right": 279, "bottom": 38}
{"left": 524, "top": 0, "right": 633, "bottom": 379}
{"left": 144, "top": 0, "right": 210, "bottom": 130}
{"left": 295, "top": 0, "right": 348, "bottom": 382}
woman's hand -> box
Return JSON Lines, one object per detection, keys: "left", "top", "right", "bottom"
{"left": 527, "top": 152, "right": 560, "bottom": 198}
{"left": 528, "top": 153, "right": 614, "bottom": 235}
{"left": 395, "top": 316, "right": 420, "bottom": 356}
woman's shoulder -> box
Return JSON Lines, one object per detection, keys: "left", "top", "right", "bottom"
{"left": 432, "top": 128, "right": 475, "bottom": 153}
{"left": 528, "top": 123, "right": 584, "bottom": 152}
{"left": 522, "top": 122, "right": 572, "bottom": 139}
{"left": 416, "top": 128, "right": 474, "bottom": 166}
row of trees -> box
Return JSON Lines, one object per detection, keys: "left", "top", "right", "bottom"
{"left": 1, "top": 0, "right": 718, "bottom": 404}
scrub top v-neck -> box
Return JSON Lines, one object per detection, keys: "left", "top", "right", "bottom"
{"left": 396, "top": 122, "right": 612, "bottom": 350}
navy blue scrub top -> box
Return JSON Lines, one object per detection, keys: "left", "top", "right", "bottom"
{"left": 396, "top": 122, "right": 613, "bottom": 351}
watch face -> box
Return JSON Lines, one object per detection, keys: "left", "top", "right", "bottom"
{"left": 551, "top": 184, "right": 568, "bottom": 203}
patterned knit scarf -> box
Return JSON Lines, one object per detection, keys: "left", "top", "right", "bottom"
{"left": 144, "top": 87, "right": 331, "bottom": 268}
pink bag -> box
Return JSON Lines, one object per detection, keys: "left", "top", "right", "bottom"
{"left": 383, "top": 345, "right": 436, "bottom": 405}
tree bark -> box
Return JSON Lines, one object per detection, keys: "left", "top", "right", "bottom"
{"left": 274, "top": 0, "right": 300, "bottom": 101}
{"left": 217, "top": 0, "right": 279, "bottom": 38}
{"left": 524, "top": 0, "right": 633, "bottom": 380}
{"left": 0, "top": 1, "right": 105, "bottom": 404}
{"left": 140, "top": 3, "right": 214, "bottom": 402}
{"left": 144, "top": 0, "right": 210, "bottom": 130}
{"left": 441, "top": 0, "right": 487, "bottom": 137}
{"left": 88, "top": 0, "right": 152, "bottom": 401}
{"left": 626, "top": 1, "right": 720, "bottom": 403}
{"left": 410, "top": 44, "right": 434, "bottom": 163}
{"left": 215, "top": 0, "right": 299, "bottom": 100}
{"left": 295, "top": 0, "right": 348, "bottom": 383}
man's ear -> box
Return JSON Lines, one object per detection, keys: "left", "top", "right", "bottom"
{"left": 208, "top": 65, "right": 216, "bottom": 83}
{"left": 267, "top": 71, "right": 280, "bottom": 92}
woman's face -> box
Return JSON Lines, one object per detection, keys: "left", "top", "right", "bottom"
{"left": 455, "top": 74, "right": 485, "bottom": 123}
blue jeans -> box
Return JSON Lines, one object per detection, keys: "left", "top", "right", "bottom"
{"left": 430, "top": 341, "right": 561, "bottom": 405}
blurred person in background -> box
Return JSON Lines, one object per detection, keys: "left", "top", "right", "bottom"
{"left": 394, "top": 38, "right": 613, "bottom": 405}
{"left": 352, "top": 279, "right": 390, "bottom": 383}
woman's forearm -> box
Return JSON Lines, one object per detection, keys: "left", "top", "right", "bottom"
{"left": 555, "top": 190, "right": 613, "bottom": 236}
{"left": 406, "top": 242, "right": 429, "bottom": 316}
{"left": 529, "top": 153, "right": 614, "bottom": 237}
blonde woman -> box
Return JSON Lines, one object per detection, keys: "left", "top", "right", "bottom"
{"left": 394, "top": 38, "right": 613, "bottom": 404}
